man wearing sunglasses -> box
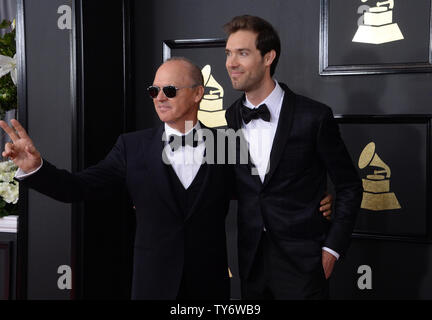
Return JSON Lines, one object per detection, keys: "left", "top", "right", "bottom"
{"left": 0, "top": 57, "right": 235, "bottom": 300}
{"left": 0, "top": 56, "right": 333, "bottom": 300}
{"left": 223, "top": 15, "right": 362, "bottom": 299}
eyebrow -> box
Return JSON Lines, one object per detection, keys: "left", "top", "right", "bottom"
{"left": 225, "top": 48, "right": 251, "bottom": 52}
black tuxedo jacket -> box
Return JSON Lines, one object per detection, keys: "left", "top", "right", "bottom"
{"left": 225, "top": 83, "right": 362, "bottom": 280}
{"left": 20, "top": 124, "right": 233, "bottom": 299}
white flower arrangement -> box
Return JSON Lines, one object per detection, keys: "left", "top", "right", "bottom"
{"left": 0, "top": 159, "right": 18, "bottom": 217}
{"left": 0, "top": 18, "right": 17, "bottom": 119}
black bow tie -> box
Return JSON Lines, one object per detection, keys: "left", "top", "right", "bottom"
{"left": 168, "top": 129, "right": 199, "bottom": 151}
{"left": 241, "top": 104, "right": 271, "bottom": 124}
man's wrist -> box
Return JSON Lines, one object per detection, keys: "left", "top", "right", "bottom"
{"left": 322, "top": 247, "right": 340, "bottom": 260}
{"left": 15, "top": 159, "right": 43, "bottom": 180}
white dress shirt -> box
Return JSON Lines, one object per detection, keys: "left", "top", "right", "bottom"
{"left": 163, "top": 122, "right": 205, "bottom": 189}
{"left": 243, "top": 80, "right": 339, "bottom": 260}
{"left": 242, "top": 80, "right": 284, "bottom": 183}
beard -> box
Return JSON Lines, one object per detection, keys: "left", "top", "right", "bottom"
{"left": 230, "top": 78, "right": 245, "bottom": 91}
{"left": 230, "top": 73, "right": 264, "bottom": 93}
{"left": 228, "top": 64, "right": 267, "bottom": 93}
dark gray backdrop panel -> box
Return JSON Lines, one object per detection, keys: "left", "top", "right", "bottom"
{"left": 24, "top": 0, "right": 73, "bottom": 299}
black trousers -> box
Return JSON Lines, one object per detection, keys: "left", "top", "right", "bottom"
{"left": 176, "top": 266, "right": 230, "bottom": 300}
{"left": 241, "top": 231, "right": 329, "bottom": 300}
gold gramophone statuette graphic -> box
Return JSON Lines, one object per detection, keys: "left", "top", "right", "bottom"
{"left": 352, "top": 0, "right": 404, "bottom": 44}
{"left": 358, "top": 142, "right": 401, "bottom": 211}
{"left": 198, "top": 65, "right": 227, "bottom": 128}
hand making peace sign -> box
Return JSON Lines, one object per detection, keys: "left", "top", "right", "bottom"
{"left": 0, "top": 119, "right": 42, "bottom": 173}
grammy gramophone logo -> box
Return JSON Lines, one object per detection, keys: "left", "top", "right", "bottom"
{"left": 358, "top": 142, "right": 401, "bottom": 211}
{"left": 353, "top": 0, "right": 404, "bottom": 44}
{"left": 198, "top": 65, "right": 227, "bottom": 128}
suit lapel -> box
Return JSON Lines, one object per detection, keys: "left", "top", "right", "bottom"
{"left": 184, "top": 122, "right": 212, "bottom": 221}
{"left": 262, "top": 84, "right": 296, "bottom": 188}
{"left": 225, "top": 97, "right": 243, "bottom": 131}
{"left": 185, "top": 163, "right": 210, "bottom": 221}
{"left": 144, "top": 125, "right": 182, "bottom": 219}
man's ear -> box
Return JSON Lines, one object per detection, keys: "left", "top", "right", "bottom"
{"left": 264, "top": 50, "right": 276, "bottom": 67}
{"left": 195, "top": 85, "right": 205, "bottom": 103}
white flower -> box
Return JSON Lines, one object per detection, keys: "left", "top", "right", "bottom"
{"left": 0, "top": 160, "right": 17, "bottom": 173}
{"left": 0, "top": 182, "right": 8, "bottom": 193}
{"left": 0, "top": 171, "right": 15, "bottom": 183}
{"left": 0, "top": 161, "right": 19, "bottom": 205}
{"left": 0, "top": 182, "right": 18, "bottom": 204}
{"left": 0, "top": 53, "right": 17, "bottom": 85}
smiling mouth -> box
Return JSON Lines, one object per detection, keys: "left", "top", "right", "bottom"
{"left": 230, "top": 72, "right": 243, "bottom": 78}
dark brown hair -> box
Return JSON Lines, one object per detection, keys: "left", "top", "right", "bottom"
{"left": 224, "top": 15, "right": 281, "bottom": 76}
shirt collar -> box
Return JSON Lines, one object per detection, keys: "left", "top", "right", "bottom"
{"left": 165, "top": 121, "right": 201, "bottom": 137}
{"left": 244, "top": 80, "right": 284, "bottom": 120}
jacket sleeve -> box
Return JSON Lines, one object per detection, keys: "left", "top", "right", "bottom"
{"left": 316, "top": 107, "right": 363, "bottom": 257}
{"left": 18, "top": 135, "right": 127, "bottom": 203}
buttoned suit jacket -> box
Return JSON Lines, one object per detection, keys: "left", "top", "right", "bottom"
{"left": 225, "top": 83, "right": 362, "bottom": 282}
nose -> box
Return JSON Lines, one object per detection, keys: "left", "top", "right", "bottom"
{"left": 155, "top": 87, "right": 167, "bottom": 101}
{"left": 226, "top": 54, "right": 239, "bottom": 69}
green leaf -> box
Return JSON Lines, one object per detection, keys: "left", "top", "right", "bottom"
{"left": 0, "top": 20, "right": 11, "bottom": 29}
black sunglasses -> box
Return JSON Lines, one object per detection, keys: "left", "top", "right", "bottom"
{"left": 147, "top": 85, "right": 199, "bottom": 99}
